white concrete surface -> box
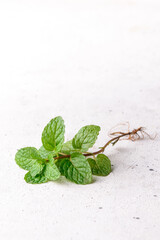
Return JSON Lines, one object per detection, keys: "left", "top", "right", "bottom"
{"left": 0, "top": 0, "right": 160, "bottom": 239}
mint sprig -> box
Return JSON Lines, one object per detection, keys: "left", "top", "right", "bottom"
{"left": 15, "top": 116, "right": 143, "bottom": 185}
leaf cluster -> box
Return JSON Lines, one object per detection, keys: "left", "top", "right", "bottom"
{"left": 15, "top": 116, "right": 112, "bottom": 184}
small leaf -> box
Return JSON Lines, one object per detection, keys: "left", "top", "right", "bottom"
{"left": 58, "top": 153, "right": 92, "bottom": 184}
{"left": 38, "top": 146, "right": 56, "bottom": 159}
{"left": 87, "top": 158, "right": 98, "bottom": 173}
{"left": 112, "top": 138, "right": 119, "bottom": 146}
{"left": 45, "top": 156, "right": 60, "bottom": 181}
{"left": 88, "top": 154, "right": 111, "bottom": 176}
{"left": 61, "top": 140, "right": 79, "bottom": 154}
{"left": 41, "top": 116, "right": 65, "bottom": 152}
{"left": 72, "top": 125, "right": 100, "bottom": 151}
{"left": 24, "top": 171, "right": 48, "bottom": 184}
{"left": 15, "top": 147, "right": 44, "bottom": 177}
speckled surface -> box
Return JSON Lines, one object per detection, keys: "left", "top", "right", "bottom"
{"left": 0, "top": 0, "right": 160, "bottom": 239}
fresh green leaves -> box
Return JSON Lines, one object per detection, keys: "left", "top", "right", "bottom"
{"left": 88, "top": 154, "right": 111, "bottom": 176}
{"left": 16, "top": 147, "right": 61, "bottom": 184}
{"left": 15, "top": 147, "right": 44, "bottom": 177}
{"left": 72, "top": 125, "right": 101, "bottom": 151}
{"left": 24, "top": 159, "right": 60, "bottom": 184}
{"left": 15, "top": 116, "right": 112, "bottom": 185}
{"left": 41, "top": 116, "right": 65, "bottom": 152}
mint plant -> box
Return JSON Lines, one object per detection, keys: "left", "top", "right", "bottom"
{"left": 15, "top": 116, "right": 145, "bottom": 185}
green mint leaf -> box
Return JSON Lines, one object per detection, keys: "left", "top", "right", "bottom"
{"left": 61, "top": 140, "right": 79, "bottom": 154}
{"left": 44, "top": 156, "right": 60, "bottom": 181}
{"left": 88, "top": 154, "right": 111, "bottom": 176}
{"left": 72, "top": 125, "right": 100, "bottom": 151}
{"left": 15, "top": 147, "right": 44, "bottom": 177}
{"left": 59, "top": 153, "right": 92, "bottom": 184}
{"left": 41, "top": 116, "right": 65, "bottom": 152}
{"left": 24, "top": 171, "right": 48, "bottom": 184}
{"left": 38, "top": 146, "right": 56, "bottom": 159}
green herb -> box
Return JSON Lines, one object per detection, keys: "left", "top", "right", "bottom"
{"left": 15, "top": 116, "right": 144, "bottom": 185}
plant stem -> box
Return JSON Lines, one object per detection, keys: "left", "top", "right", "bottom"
{"left": 54, "top": 127, "right": 143, "bottom": 160}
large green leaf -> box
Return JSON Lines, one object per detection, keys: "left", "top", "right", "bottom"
{"left": 57, "top": 153, "right": 92, "bottom": 184}
{"left": 15, "top": 147, "right": 44, "bottom": 177}
{"left": 88, "top": 154, "right": 111, "bottom": 176}
{"left": 72, "top": 125, "right": 100, "bottom": 152}
{"left": 41, "top": 116, "right": 65, "bottom": 152}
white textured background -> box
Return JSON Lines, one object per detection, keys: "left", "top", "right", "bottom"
{"left": 0, "top": 0, "right": 160, "bottom": 239}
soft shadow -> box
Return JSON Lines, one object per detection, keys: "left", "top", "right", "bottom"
{"left": 54, "top": 176, "right": 71, "bottom": 185}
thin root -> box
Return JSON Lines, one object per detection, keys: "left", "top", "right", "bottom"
{"left": 109, "top": 126, "right": 156, "bottom": 142}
